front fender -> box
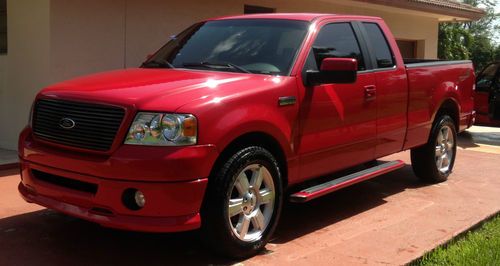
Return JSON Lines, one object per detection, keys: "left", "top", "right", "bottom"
{"left": 176, "top": 78, "right": 300, "bottom": 159}
{"left": 213, "top": 111, "right": 295, "bottom": 158}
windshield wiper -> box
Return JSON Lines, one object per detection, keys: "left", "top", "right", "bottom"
{"left": 183, "top": 61, "right": 252, "bottom": 74}
{"left": 141, "top": 59, "right": 175, "bottom": 69}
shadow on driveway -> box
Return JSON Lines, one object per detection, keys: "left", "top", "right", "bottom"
{"left": 0, "top": 165, "right": 429, "bottom": 265}
{"left": 458, "top": 126, "right": 500, "bottom": 153}
{"left": 0, "top": 168, "right": 18, "bottom": 178}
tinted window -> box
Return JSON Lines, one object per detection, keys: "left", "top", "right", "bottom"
{"left": 363, "top": 23, "right": 395, "bottom": 68}
{"left": 310, "top": 23, "right": 365, "bottom": 71}
{"left": 476, "top": 63, "right": 499, "bottom": 92}
{"left": 146, "top": 19, "right": 308, "bottom": 76}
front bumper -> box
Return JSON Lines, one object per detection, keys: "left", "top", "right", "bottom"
{"left": 18, "top": 127, "right": 218, "bottom": 232}
{"left": 19, "top": 161, "right": 208, "bottom": 232}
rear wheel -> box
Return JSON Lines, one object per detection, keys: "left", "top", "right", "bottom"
{"left": 201, "top": 146, "right": 283, "bottom": 259}
{"left": 411, "top": 115, "right": 457, "bottom": 183}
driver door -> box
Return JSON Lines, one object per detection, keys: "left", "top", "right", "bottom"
{"left": 296, "top": 22, "right": 377, "bottom": 182}
{"left": 490, "top": 66, "right": 500, "bottom": 120}
{"left": 475, "top": 63, "right": 500, "bottom": 120}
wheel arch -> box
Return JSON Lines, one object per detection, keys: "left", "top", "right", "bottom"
{"left": 434, "top": 98, "right": 460, "bottom": 130}
{"left": 209, "top": 131, "right": 289, "bottom": 188}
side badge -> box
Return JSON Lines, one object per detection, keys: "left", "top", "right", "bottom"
{"left": 278, "top": 96, "right": 297, "bottom": 106}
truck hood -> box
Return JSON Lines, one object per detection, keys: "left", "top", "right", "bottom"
{"left": 39, "top": 68, "right": 286, "bottom": 111}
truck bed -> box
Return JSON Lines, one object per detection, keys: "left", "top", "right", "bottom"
{"left": 404, "top": 58, "right": 471, "bottom": 67}
{"left": 403, "top": 59, "right": 475, "bottom": 149}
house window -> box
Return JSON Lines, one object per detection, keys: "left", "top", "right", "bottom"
{"left": 397, "top": 40, "right": 417, "bottom": 59}
{"left": 0, "top": 0, "right": 6, "bottom": 54}
{"left": 244, "top": 5, "right": 275, "bottom": 14}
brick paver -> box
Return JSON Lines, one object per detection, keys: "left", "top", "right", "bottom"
{"left": 1, "top": 126, "right": 499, "bottom": 265}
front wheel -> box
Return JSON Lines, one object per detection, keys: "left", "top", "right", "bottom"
{"left": 411, "top": 115, "right": 457, "bottom": 183}
{"left": 201, "top": 146, "right": 283, "bottom": 259}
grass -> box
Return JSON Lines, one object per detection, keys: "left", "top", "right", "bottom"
{"left": 414, "top": 214, "right": 500, "bottom": 266}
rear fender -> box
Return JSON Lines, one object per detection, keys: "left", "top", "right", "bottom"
{"left": 431, "top": 85, "right": 461, "bottom": 126}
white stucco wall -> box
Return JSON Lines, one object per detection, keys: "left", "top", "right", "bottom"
{"left": 124, "top": 0, "right": 439, "bottom": 68}
{"left": 0, "top": 54, "right": 6, "bottom": 93}
{"left": 0, "top": 0, "right": 50, "bottom": 150}
{"left": 0, "top": 0, "right": 442, "bottom": 150}
{"left": 0, "top": 55, "right": 6, "bottom": 118}
{"left": 49, "top": 0, "right": 127, "bottom": 83}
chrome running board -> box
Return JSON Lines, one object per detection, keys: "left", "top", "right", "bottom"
{"left": 290, "top": 160, "right": 405, "bottom": 203}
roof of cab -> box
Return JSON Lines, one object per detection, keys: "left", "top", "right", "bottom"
{"left": 209, "top": 13, "right": 382, "bottom": 22}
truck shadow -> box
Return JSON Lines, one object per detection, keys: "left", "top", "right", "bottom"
{"left": 273, "top": 165, "right": 425, "bottom": 244}
{"left": 0, "top": 165, "right": 428, "bottom": 265}
{"left": 457, "top": 131, "right": 482, "bottom": 149}
{"left": 0, "top": 168, "right": 19, "bottom": 178}
{"left": 458, "top": 130, "right": 500, "bottom": 148}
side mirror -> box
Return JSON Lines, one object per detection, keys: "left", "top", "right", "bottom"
{"left": 305, "top": 58, "right": 358, "bottom": 86}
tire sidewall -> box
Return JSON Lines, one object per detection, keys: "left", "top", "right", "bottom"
{"left": 202, "top": 146, "right": 283, "bottom": 258}
{"left": 430, "top": 115, "right": 457, "bottom": 180}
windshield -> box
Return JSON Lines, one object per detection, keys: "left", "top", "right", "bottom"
{"left": 143, "top": 19, "right": 309, "bottom": 76}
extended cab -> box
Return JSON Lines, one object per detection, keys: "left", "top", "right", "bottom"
{"left": 18, "top": 13, "right": 475, "bottom": 258}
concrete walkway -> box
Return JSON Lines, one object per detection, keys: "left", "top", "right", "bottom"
{"left": 0, "top": 126, "right": 499, "bottom": 265}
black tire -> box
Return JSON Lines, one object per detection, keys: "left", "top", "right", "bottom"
{"left": 411, "top": 115, "right": 457, "bottom": 183}
{"left": 201, "top": 146, "right": 283, "bottom": 259}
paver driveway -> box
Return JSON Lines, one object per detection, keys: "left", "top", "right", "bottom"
{"left": 1, "top": 126, "right": 499, "bottom": 265}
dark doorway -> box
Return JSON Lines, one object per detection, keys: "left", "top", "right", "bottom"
{"left": 244, "top": 4, "right": 276, "bottom": 14}
{"left": 0, "top": 0, "right": 6, "bottom": 54}
{"left": 396, "top": 40, "right": 417, "bottom": 59}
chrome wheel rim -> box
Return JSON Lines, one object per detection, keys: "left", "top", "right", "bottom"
{"left": 227, "top": 164, "right": 275, "bottom": 242}
{"left": 435, "top": 125, "right": 454, "bottom": 174}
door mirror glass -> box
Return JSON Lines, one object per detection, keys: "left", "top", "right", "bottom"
{"left": 306, "top": 57, "right": 358, "bottom": 86}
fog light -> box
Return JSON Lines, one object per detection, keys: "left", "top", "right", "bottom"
{"left": 134, "top": 190, "right": 146, "bottom": 208}
{"left": 122, "top": 188, "right": 145, "bottom": 210}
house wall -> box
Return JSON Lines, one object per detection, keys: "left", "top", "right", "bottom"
{"left": 0, "top": 0, "right": 50, "bottom": 150}
{"left": 124, "top": 0, "right": 439, "bottom": 67}
{"left": 0, "top": 0, "right": 441, "bottom": 150}
{"left": 0, "top": 55, "right": 6, "bottom": 114}
{"left": 49, "top": 0, "right": 126, "bottom": 83}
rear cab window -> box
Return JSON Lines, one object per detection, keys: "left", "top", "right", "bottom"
{"left": 361, "top": 22, "right": 396, "bottom": 69}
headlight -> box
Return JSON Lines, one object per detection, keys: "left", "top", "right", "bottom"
{"left": 125, "top": 112, "right": 197, "bottom": 146}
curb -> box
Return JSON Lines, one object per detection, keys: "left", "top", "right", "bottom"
{"left": 0, "top": 162, "right": 19, "bottom": 171}
{"left": 408, "top": 210, "right": 500, "bottom": 265}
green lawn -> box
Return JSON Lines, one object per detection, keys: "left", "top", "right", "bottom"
{"left": 415, "top": 215, "right": 500, "bottom": 266}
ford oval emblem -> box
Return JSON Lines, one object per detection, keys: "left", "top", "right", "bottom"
{"left": 59, "top": 118, "right": 76, "bottom": 129}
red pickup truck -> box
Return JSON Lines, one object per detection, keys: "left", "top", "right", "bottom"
{"left": 18, "top": 13, "right": 475, "bottom": 258}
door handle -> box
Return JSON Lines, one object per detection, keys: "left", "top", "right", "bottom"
{"left": 364, "top": 85, "right": 377, "bottom": 100}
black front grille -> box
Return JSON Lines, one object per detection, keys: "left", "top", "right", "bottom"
{"left": 32, "top": 169, "right": 98, "bottom": 194}
{"left": 33, "top": 99, "right": 125, "bottom": 151}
